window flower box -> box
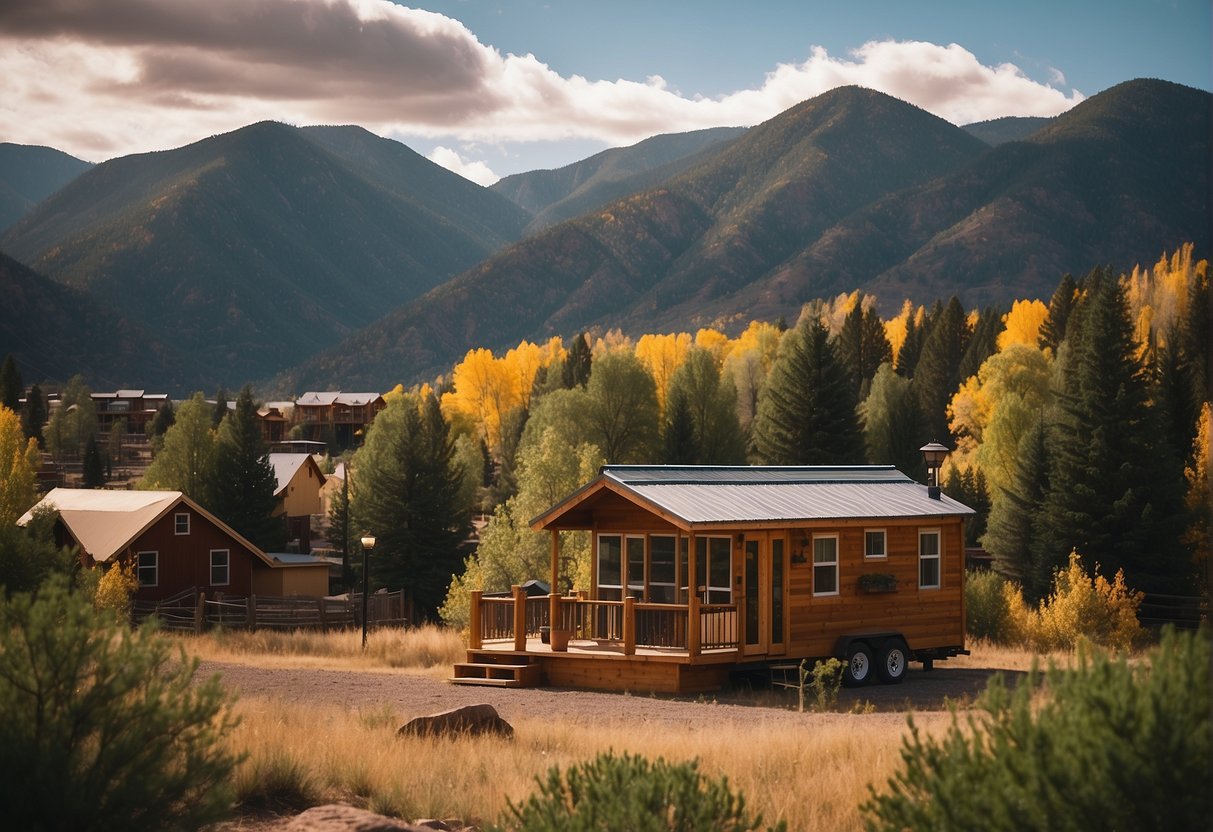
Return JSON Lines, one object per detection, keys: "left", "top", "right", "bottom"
{"left": 858, "top": 572, "right": 898, "bottom": 593}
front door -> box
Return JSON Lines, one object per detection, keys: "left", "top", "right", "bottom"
{"left": 742, "top": 533, "right": 787, "bottom": 656}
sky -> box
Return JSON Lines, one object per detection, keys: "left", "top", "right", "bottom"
{"left": 1, "top": 0, "right": 1209, "bottom": 185}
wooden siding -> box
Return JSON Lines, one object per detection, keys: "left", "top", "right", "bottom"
{"left": 252, "top": 564, "right": 330, "bottom": 597}
{"left": 122, "top": 508, "right": 265, "bottom": 603}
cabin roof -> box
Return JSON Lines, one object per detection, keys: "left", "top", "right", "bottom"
{"left": 531, "top": 465, "right": 974, "bottom": 531}
{"left": 269, "top": 453, "right": 325, "bottom": 497}
{"left": 18, "top": 487, "right": 275, "bottom": 567}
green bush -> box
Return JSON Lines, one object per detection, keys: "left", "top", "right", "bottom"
{"left": 0, "top": 575, "right": 240, "bottom": 829}
{"left": 862, "top": 628, "right": 1211, "bottom": 831}
{"left": 965, "top": 568, "right": 1013, "bottom": 642}
{"left": 500, "top": 751, "right": 786, "bottom": 831}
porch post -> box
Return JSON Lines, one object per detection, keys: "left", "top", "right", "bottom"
{"left": 688, "top": 594, "right": 701, "bottom": 657}
{"left": 623, "top": 595, "right": 636, "bottom": 656}
{"left": 512, "top": 584, "right": 526, "bottom": 652}
{"left": 469, "top": 590, "right": 483, "bottom": 649}
{"left": 549, "top": 530, "right": 560, "bottom": 593}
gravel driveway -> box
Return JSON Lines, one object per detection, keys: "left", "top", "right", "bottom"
{"left": 200, "top": 660, "right": 1014, "bottom": 727}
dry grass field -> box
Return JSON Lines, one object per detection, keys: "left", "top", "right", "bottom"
{"left": 180, "top": 628, "right": 1090, "bottom": 829}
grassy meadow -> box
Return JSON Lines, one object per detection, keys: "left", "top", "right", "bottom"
{"left": 180, "top": 628, "right": 1081, "bottom": 829}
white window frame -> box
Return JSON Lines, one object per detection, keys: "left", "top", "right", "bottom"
{"left": 812, "top": 534, "right": 839, "bottom": 597}
{"left": 596, "top": 534, "right": 623, "bottom": 601}
{"left": 137, "top": 551, "right": 158, "bottom": 587}
{"left": 919, "top": 529, "right": 941, "bottom": 590}
{"left": 864, "top": 528, "right": 887, "bottom": 559}
{"left": 174, "top": 512, "right": 190, "bottom": 535}
{"left": 210, "top": 549, "right": 230, "bottom": 587}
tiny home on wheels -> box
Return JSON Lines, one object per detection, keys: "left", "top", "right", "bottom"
{"left": 452, "top": 464, "right": 973, "bottom": 693}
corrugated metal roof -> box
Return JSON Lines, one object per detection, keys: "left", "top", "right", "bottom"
{"left": 599, "top": 465, "right": 973, "bottom": 526}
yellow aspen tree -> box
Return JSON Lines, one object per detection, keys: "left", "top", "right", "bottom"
{"left": 884, "top": 300, "right": 919, "bottom": 367}
{"left": 694, "top": 328, "right": 731, "bottom": 365}
{"left": 997, "top": 299, "right": 1049, "bottom": 351}
{"left": 592, "top": 328, "right": 632, "bottom": 358}
{"left": 634, "top": 332, "right": 692, "bottom": 415}
{"left": 442, "top": 348, "right": 514, "bottom": 453}
{"left": 1183, "top": 402, "right": 1211, "bottom": 572}
{"left": 0, "top": 406, "right": 41, "bottom": 525}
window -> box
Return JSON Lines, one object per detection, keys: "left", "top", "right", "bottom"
{"left": 137, "top": 551, "right": 158, "bottom": 587}
{"left": 692, "top": 536, "right": 733, "bottom": 604}
{"left": 864, "top": 529, "right": 887, "bottom": 559}
{"left": 919, "top": 529, "right": 941, "bottom": 589}
{"left": 174, "top": 512, "right": 190, "bottom": 535}
{"left": 597, "top": 535, "right": 622, "bottom": 601}
{"left": 210, "top": 549, "right": 230, "bottom": 586}
{"left": 813, "top": 535, "right": 839, "bottom": 596}
{"left": 649, "top": 535, "right": 676, "bottom": 603}
{"left": 626, "top": 535, "right": 646, "bottom": 599}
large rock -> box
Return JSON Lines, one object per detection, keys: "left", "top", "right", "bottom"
{"left": 397, "top": 703, "right": 514, "bottom": 740}
{"left": 283, "top": 804, "right": 431, "bottom": 831}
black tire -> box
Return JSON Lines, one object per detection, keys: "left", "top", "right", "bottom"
{"left": 842, "top": 642, "right": 874, "bottom": 687}
{"left": 877, "top": 640, "right": 909, "bottom": 684}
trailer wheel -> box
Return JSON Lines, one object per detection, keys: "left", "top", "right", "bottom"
{"left": 842, "top": 642, "right": 873, "bottom": 687}
{"left": 877, "top": 640, "right": 909, "bottom": 684}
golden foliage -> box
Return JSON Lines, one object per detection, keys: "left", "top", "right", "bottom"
{"left": 1004, "top": 552, "right": 1144, "bottom": 653}
{"left": 1183, "top": 402, "right": 1211, "bottom": 569}
{"left": 95, "top": 559, "right": 140, "bottom": 618}
{"left": 0, "top": 405, "right": 40, "bottom": 525}
{"left": 634, "top": 332, "right": 692, "bottom": 414}
{"left": 883, "top": 300, "right": 922, "bottom": 368}
{"left": 1125, "top": 242, "right": 1207, "bottom": 355}
{"left": 996, "top": 299, "right": 1048, "bottom": 351}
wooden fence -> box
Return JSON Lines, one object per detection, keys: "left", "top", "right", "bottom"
{"left": 133, "top": 588, "right": 408, "bottom": 634}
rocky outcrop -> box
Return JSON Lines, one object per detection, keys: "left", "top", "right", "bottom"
{"left": 396, "top": 703, "right": 514, "bottom": 740}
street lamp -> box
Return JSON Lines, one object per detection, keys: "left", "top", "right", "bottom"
{"left": 360, "top": 532, "right": 376, "bottom": 649}
{"left": 919, "top": 441, "right": 950, "bottom": 500}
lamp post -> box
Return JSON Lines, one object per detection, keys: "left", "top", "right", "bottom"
{"left": 360, "top": 532, "right": 376, "bottom": 649}
{"left": 919, "top": 441, "right": 950, "bottom": 500}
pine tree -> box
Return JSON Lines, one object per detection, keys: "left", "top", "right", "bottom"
{"left": 211, "top": 389, "right": 229, "bottom": 428}
{"left": 838, "top": 298, "right": 893, "bottom": 395}
{"left": 752, "top": 318, "right": 863, "bottom": 465}
{"left": 328, "top": 469, "right": 355, "bottom": 589}
{"left": 21, "top": 384, "right": 45, "bottom": 447}
{"left": 0, "top": 355, "right": 21, "bottom": 412}
{"left": 353, "top": 392, "right": 471, "bottom": 620}
{"left": 82, "top": 435, "right": 105, "bottom": 488}
{"left": 208, "top": 386, "right": 283, "bottom": 551}
{"left": 895, "top": 314, "right": 922, "bottom": 378}
{"left": 1038, "top": 273, "right": 1078, "bottom": 354}
{"left": 665, "top": 348, "right": 746, "bottom": 464}
{"left": 958, "top": 305, "right": 1002, "bottom": 382}
{"left": 1037, "top": 269, "right": 1189, "bottom": 594}
{"left": 661, "top": 389, "right": 699, "bottom": 464}
{"left": 561, "top": 333, "right": 593, "bottom": 389}
{"left": 913, "top": 297, "right": 969, "bottom": 445}
{"left": 982, "top": 414, "right": 1051, "bottom": 600}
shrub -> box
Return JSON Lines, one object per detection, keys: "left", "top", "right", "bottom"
{"left": 964, "top": 568, "right": 1013, "bottom": 642}
{"left": 797, "top": 658, "right": 844, "bottom": 713}
{"left": 0, "top": 575, "right": 240, "bottom": 829}
{"left": 862, "top": 628, "right": 1211, "bottom": 831}
{"left": 94, "top": 559, "right": 139, "bottom": 618}
{"left": 1005, "top": 551, "right": 1144, "bottom": 651}
{"left": 500, "top": 751, "right": 786, "bottom": 831}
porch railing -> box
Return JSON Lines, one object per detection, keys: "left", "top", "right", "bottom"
{"left": 469, "top": 587, "right": 738, "bottom": 655}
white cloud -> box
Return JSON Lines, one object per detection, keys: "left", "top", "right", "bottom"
{"left": 427, "top": 146, "right": 499, "bottom": 186}
{"left": 0, "top": 0, "right": 1085, "bottom": 163}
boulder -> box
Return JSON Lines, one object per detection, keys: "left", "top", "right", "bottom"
{"left": 397, "top": 703, "right": 514, "bottom": 740}
{"left": 284, "top": 804, "right": 431, "bottom": 831}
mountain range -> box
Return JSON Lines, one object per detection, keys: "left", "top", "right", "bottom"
{"left": 1, "top": 78, "right": 1208, "bottom": 393}
{"left": 0, "top": 143, "right": 93, "bottom": 232}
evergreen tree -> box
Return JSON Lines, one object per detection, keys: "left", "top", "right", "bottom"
{"left": 838, "top": 298, "right": 893, "bottom": 396}
{"left": 1038, "top": 273, "right": 1078, "bottom": 355}
{"left": 1037, "top": 269, "right": 1189, "bottom": 594}
{"left": 895, "top": 314, "right": 923, "bottom": 378}
{"left": 958, "top": 305, "right": 1002, "bottom": 382}
{"left": 661, "top": 389, "right": 699, "bottom": 464}
{"left": 353, "top": 392, "right": 471, "bottom": 620}
{"left": 328, "top": 468, "right": 355, "bottom": 588}
{"left": 81, "top": 435, "right": 105, "bottom": 488}
{"left": 21, "top": 384, "right": 45, "bottom": 447}
{"left": 148, "top": 400, "right": 176, "bottom": 439}
{"left": 208, "top": 386, "right": 284, "bottom": 551}
{"left": 862, "top": 364, "right": 926, "bottom": 480}
{"left": 0, "top": 355, "right": 21, "bottom": 412}
{"left": 211, "top": 389, "right": 228, "bottom": 428}
{"left": 982, "top": 414, "right": 1052, "bottom": 600}
{"left": 561, "top": 332, "right": 593, "bottom": 389}
{"left": 45, "top": 375, "right": 96, "bottom": 459}
{"left": 752, "top": 318, "right": 863, "bottom": 465}
{"left": 913, "top": 296, "right": 970, "bottom": 445}
{"left": 490, "top": 405, "right": 528, "bottom": 505}
{"left": 943, "top": 465, "right": 989, "bottom": 547}
{"left": 1179, "top": 270, "right": 1209, "bottom": 415}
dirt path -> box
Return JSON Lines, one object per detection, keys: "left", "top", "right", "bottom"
{"left": 200, "top": 659, "right": 1013, "bottom": 728}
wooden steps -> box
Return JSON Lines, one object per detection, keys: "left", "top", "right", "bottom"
{"left": 450, "top": 651, "right": 544, "bottom": 688}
